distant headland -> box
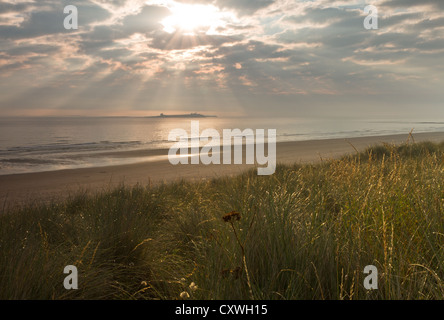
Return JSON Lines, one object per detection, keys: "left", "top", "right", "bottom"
{"left": 146, "top": 112, "right": 217, "bottom": 119}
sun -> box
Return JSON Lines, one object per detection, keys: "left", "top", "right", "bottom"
{"left": 160, "top": 3, "right": 230, "bottom": 34}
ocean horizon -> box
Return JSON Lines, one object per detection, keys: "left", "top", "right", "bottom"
{"left": 1, "top": 115, "right": 444, "bottom": 175}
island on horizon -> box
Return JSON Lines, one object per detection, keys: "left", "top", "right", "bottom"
{"left": 146, "top": 112, "right": 217, "bottom": 118}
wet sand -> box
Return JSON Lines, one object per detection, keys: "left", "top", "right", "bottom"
{"left": 1, "top": 131, "right": 444, "bottom": 208}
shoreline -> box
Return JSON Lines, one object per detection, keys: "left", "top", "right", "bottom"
{"left": 2, "top": 131, "right": 444, "bottom": 208}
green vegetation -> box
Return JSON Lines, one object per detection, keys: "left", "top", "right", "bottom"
{"left": 1, "top": 141, "right": 443, "bottom": 300}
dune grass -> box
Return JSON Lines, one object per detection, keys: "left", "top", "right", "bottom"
{"left": 0, "top": 141, "right": 443, "bottom": 300}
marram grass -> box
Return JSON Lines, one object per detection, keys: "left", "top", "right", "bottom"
{"left": 0, "top": 141, "right": 443, "bottom": 300}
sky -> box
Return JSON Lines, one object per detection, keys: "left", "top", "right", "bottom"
{"left": 0, "top": 0, "right": 443, "bottom": 117}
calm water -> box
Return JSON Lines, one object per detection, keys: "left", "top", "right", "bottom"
{"left": 0, "top": 116, "right": 443, "bottom": 175}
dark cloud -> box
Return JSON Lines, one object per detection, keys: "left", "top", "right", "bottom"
{"left": 120, "top": 5, "right": 171, "bottom": 35}
{"left": 381, "top": 0, "right": 444, "bottom": 10}
{"left": 286, "top": 6, "right": 352, "bottom": 24}
{"left": 0, "top": 1, "right": 111, "bottom": 39}
{"left": 380, "top": 12, "right": 423, "bottom": 28}
{"left": 0, "top": 2, "right": 31, "bottom": 14}
{"left": 6, "top": 44, "right": 60, "bottom": 56}
{"left": 215, "top": 0, "right": 275, "bottom": 15}
{"left": 413, "top": 17, "right": 444, "bottom": 30}
{"left": 76, "top": 5, "right": 169, "bottom": 59}
{"left": 176, "top": 0, "right": 276, "bottom": 15}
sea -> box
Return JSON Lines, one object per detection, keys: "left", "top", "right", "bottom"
{"left": 0, "top": 116, "right": 443, "bottom": 175}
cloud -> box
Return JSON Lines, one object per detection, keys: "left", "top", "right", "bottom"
{"left": 0, "top": 1, "right": 111, "bottom": 39}
{"left": 149, "top": 30, "right": 242, "bottom": 50}
{"left": 120, "top": 5, "right": 170, "bottom": 35}
{"left": 215, "top": 0, "right": 276, "bottom": 15}
{"left": 174, "top": 0, "right": 276, "bottom": 15}
{"left": 0, "top": 2, "right": 32, "bottom": 15}
{"left": 0, "top": 0, "right": 444, "bottom": 117}
{"left": 381, "top": 0, "right": 444, "bottom": 10}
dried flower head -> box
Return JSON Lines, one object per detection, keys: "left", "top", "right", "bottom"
{"left": 180, "top": 291, "right": 190, "bottom": 299}
{"left": 222, "top": 211, "right": 241, "bottom": 222}
{"left": 189, "top": 282, "right": 198, "bottom": 292}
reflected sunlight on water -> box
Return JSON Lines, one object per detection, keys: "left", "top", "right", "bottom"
{"left": 0, "top": 116, "right": 443, "bottom": 174}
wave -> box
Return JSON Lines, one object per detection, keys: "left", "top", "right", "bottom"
{"left": 0, "top": 140, "right": 167, "bottom": 158}
{"left": 0, "top": 158, "right": 60, "bottom": 165}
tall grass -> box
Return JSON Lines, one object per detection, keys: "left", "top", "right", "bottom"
{"left": 0, "top": 141, "right": 443, "bottom": 299}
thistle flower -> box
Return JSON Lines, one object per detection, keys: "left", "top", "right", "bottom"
{"left": 222, "top": 211, "right": 241, "bottom": 222}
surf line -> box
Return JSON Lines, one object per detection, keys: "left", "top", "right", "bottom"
{"left": 168, "top": 121, "right": 276, "bottom": 175}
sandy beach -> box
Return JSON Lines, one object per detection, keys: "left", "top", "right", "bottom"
{"left": 1, "top": 131, "right": 444, "bottom": 208}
